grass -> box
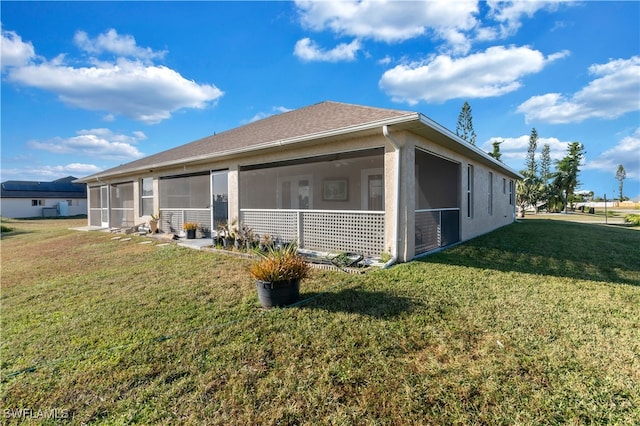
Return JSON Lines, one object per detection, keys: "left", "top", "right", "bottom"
{"left": 1, "top": 217, "right": 639, "bottom": 424}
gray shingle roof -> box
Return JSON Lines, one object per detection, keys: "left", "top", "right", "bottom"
{"left": 80, "top": 101, "right": 415, "bottom": 181}
{"left": 1, "top": 177, "right": 87, "bottom": 199}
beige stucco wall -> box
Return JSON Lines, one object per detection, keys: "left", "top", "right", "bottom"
{"left": 86, "top": 127, "right": 516, "bottom": 261}
{"left": 405, "top": 131, "right": 516, "bottom": 254}
{"left": 460, "top": 161, "right": 516, "bottom": 241}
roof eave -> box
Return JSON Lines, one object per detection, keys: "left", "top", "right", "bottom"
{"left": 415, "top": 114, "right": 523, "bottom": 180}
{"left": 77, "top": 112, "right": 421, "bottom": 183}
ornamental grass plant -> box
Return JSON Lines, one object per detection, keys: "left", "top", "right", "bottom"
{"left": 248, "top": 243, "right": 310, "bottom": 282}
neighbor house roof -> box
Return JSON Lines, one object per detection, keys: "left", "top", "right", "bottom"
{"left": 78, "top": 101, "right": 520, "bottom": 182}
{"left": 1, "top": 176, "right": 87, "bottom": 199}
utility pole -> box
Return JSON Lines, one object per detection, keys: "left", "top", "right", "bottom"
{"left": 604, "top": 193, "right": 607, "bottom": 225}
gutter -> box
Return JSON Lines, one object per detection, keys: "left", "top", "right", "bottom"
{"left": 382, "top": 124, "right": 401, "bottom": 268}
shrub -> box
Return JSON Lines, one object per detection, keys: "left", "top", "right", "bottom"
{"left": 624, "top": 214, "right": 640, "bottom": 226}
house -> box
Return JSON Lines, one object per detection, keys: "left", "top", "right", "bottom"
{"left": 1, "top": 176, "right": 87, "bottom": 218}
{"left": 77, "top": 101, "right": 520, "bottom": 263}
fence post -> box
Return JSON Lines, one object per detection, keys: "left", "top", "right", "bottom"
{"left": 438, "top": 210, "right": 442, "bottom": 247}
{"left": 297, "top": 211, "right": 304, "bottom": 247}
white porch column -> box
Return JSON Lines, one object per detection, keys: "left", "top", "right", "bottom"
{"left": 227, "top": 164, "right": 240, "bottom": 225}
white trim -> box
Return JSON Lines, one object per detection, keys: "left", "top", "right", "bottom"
{"left": 417, "top": 114, "right": 522, "bottom": 179}
{"left": 100, "top": 185, "right": 109, "bottom": 228}
{"left": 241, "top": 208, "right": 384, "bottom": 214}
{"left": 415, "top": 208, "right": 460, "bottom": 213}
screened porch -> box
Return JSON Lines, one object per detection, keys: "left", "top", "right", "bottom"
{"left": 239, "top": 148, "right": 386, "bottom": 257}
{"left": 414, "top": 148, "right": 461, "bottom": 254}
{"left": 88, "top": 183, "right": 135, "bottom": 228}
{"left": 157, "top": 171, "right": 228, "bottom": 237}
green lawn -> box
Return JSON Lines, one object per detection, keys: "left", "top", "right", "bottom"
{"left": 1, "top": 217, "right": 639, "bottom": 425}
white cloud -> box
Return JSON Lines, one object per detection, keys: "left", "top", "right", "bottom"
{"left": 0, "top": 25, "right": 36, "bottom": 70}
{"left": 377, "top": 55, "right": 392, "bottom": 66}
{"left": 295, "top": 0, "right": 478, "bottom": 53}
{"left": 1, "top": 164, "right": 103, "bottom": 182}
{"left": 482, "top": 135, "right": 569, "bottom": 170}
{"left": 295, "top": 1, "right": 570, "bottom": 56}
{"left": 28, "top": 129, "right": 146, "bottom": 161}
{"left": 484, "top": 0, "right": 565, "bottom": 40}
{"left": 4, "top": 28, "right": 223, "bottom": 124}
{"left": 8, "top": 57, "right": 223, "bottom": 124}
{"left": 74, "top": 29, "right": 166, "bottom": 62}
{"left": 585, "top": 128, "right": 640, "bottom": 180}
{"left": 245, "top": 106, "right": 293, "bottom": 123}
{"left": 294, "top": 37, "right": 361, "bottom": 62}
{"left": 517, "top": 56, "right": 640, "bottom": 124}
{"left": 379, "top": 45, "right": 567, "bottom": 104}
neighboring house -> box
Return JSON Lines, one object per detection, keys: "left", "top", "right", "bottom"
{"left": 1, "top": 176, "right": 87, "bottom": 218}
{"left": 77, "top": 101, "right": 521, "bottom": 262}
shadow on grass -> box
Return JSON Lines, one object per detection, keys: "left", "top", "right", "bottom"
{"left": 300, "top": 286, "right": 421, "bottom": 318}
{"left": 421, "top": 219, "right": 640, "bottom": 286}
{"left": 0, "top": 230, "right": 33, "bottom": 239}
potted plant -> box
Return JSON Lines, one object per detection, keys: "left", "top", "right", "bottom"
{"left": 149, "top": 212, "right": 160, "bottom": 234}
{"left": 235, "top": 222, "right": 254, "bottom": 250}
{"left": 183, "top": 222, "right": 198, "bottom": 239}
{"left": 248, "top": 243, "right": 310, "bottom": 308}
{"left": 218, "top": 219, "right": 237, "bottom": 248}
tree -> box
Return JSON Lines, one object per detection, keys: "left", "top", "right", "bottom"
{"left": 516, "top": 170, "right": 542, "bottom": 217}
{"left": 516, "top": 129, "right": 542, "bottom": 215}
{"left": 456, "top": 101, "right": 477, "bottom": 146}
{"left": 553, "top": 142, "right": 585, "bottom": 212}
{"left": 616, "top": 164, "right": 626, "bottom": 201}
{"left": 540, "top": 143, "right": 552, "bottom": 184}
{"left": 525, "top": 128, "right": 538, "bottom": 176}
{"left": 539, "top": 143, "right": 552, "bottom": 211}
{"left": 488, "top": 139, "right": 502, "bottom": 162}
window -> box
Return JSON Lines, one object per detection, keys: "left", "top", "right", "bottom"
{"left": 140, "top": 177, "right": 154, "bottom": 216}
{"left": 159, "top": 173, "right": 210, "bottom": 209}
{"left": 31, "top": 199, "right": 44, "bottom": 206}
{"left": 467, "top": 165, "right": 474, "bottom": 218}
{"left": 66, "top": 200, "right": 74, "bottom": 206}
{"left": 488, "top": 172, "right": 493, "bottom": 215}
{"left": 239, "top": 148, "right": 383, "bottom": 211}
{"left": 509, "top": 180, "right": 514, "bottom": 205}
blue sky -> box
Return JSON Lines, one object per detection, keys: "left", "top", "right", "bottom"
{"left": 2, "top": 1, "right": 639, "bottom": 200}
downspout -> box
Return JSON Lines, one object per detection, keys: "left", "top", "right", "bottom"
{"left": 382, "top": 125, "right": 401, "bottom": 268}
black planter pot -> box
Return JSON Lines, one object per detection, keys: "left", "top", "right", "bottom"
{"left": 186, "top": 229, "right": 196, "bottom": 239}
{"left": 256, "top": 279, "right": 300, "bottom": 308}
